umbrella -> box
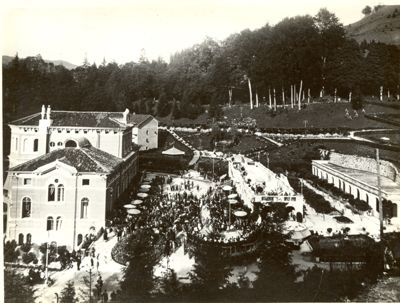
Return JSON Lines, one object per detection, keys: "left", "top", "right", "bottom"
{"left": 137, "top": 192, "right": 148, "bottom": 198}
{"left": 124, "top": 204, "right": 135, "bottom": 209}
{"left": 228, "top": 199, "right": 238, "bottom": 204}
{"left": 228, "top": 193, "right": 238, "bottom": 199}
{"left": 222, "top": 185, "right": 232, "bottom": 191}
{"left": 127, "top": 209, "right": 141, "bottom": 215}
{"left": 132, "top": 199, "right": 143, "bottom": 205}
{"left": 139, "top": 187, "right": 149, "bottom": 193}
{"left": 141, "top": 184, "right": 151, "bottom": 189}
{"left": 234, "top": 211, "right": 247, "bottom": 217}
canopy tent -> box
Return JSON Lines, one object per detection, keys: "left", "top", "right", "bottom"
{"left": 228, "top": 199, "right": 238, "bottom": 204}
{"left": 139, "top": 187, "right": 150, "bottom": 193}
{"left": 228, "top": 193, "right": 238, "bottom": 199}
{"left": 162, "top": 146, "right": 185, "bottom": 156}
{"left": 132, "top": 200, "right": 143, "bottom": 205}
{"left": 137, "top": 192, "right": 148, "bottom": 198}
{"left": 140, "top": 184, "right": 151, "bottom": 189}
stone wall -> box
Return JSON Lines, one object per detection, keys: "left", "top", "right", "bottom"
{"left": 329, "top": 152, "right": 399, "bottom": 184}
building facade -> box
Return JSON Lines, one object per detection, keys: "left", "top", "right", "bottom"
{"left": 312, "top": 152, "right": 400, "bottom": 226}
{"left": 3, "top": 105, "right": 155, "bottom": 249}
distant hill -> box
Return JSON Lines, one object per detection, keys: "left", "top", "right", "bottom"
{"left": 346, "top": 5, "right": 400, "bottom": 46}
{"left": 2, "top": 55, "right": 77, "bottom": 70}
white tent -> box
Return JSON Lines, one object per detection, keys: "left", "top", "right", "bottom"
{"left": 162, "top": 146, "right": 185, "bottom": 156}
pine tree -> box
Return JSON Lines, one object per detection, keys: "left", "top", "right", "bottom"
{"left": 189, "top": 241, "right": 231, "bottom": 300}
{"left": 60, "top": 281, "right": 77, "bottom": 303}
{"left": 253, "top": 220, "right": 299, "bottom": 301}
{"left": 4, "top": 269, "right": 36, "bottom": 303}
{"left": 119, "top": 230, "right": 158, "bottom": 301}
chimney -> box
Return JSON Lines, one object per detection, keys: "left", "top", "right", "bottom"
{"left": 41, "top": 105, "right": 45, "bottom": 119}
{"left": 123, "top": 108, "right": 130, "bottom": 124}
{"left": 46, "top": 105, "right": 51, "bottom": 120}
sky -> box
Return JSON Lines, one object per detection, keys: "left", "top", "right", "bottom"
{"left": 2, "top": 0, "right": 398, "bottom": 65}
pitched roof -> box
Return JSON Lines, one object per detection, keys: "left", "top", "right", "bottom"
{"left": 9, "top": 146, "right": 124, "bottom": 173}
{"left": 10, "top": 111, "right": 155, "bottom": 128}
{"left": 126, "top": 114, "right": 154, "bottom": 127}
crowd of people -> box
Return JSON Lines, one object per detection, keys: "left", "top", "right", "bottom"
{"left": 109, "top": 173, "right": 268, "bottom": 263}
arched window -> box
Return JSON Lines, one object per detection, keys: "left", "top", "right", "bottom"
{"left": 18, "top": 233, "right": 24, "bottom": 245}
{"left": 393, "top": 203, "right": 398, "bottom": 218}
{"left": 48, "top": 184, "right": 55, "bottom": 201}
{"left": 81, "top": 198, "right": 89, "bottom": 219}
{"left": 357, "top": 189, "right": 360, "bottom": 200}
{"left": 26, "top": 234, "right": 32, "bottom": 244}
{"left": 56, "top": 216, "right": 62, "bottom": 230}
{"left": 57, "top": 185, "right": 64, "bottom": 201}
{"left": 47, "top": 216, "right": 54, "bottom": 231}
{"left": 22, "top": 197, "right": 31, "bottom": 218}
{"left": 65, "top": 140, "right": 77, "bottom": 148}
{"left": 376, "top": 198, "right": 380, "bottom": 212}
{"left": 50, "top": 142, "right": 55, "bottom": 147}
{"left": 33, "top": 139, "right": 38, "bottom": 152}
{"left": 23, "top": 139, "right": 28, "bottom": 152}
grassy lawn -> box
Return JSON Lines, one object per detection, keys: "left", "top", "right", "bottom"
{"left": 357, "top": 130, "right": 400, "bottom": 146}
{"left": 157, "top": 102, "right": 399, "bottom": 130}
{"left": 255, "top": 139, "right": 400, "bottom": 177}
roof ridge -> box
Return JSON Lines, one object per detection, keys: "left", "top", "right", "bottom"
{"left": 79, "top": 147, "right": 110, "bottom": 173}
{"left": 9, "top": 112, "right": 41, "bottom": 124}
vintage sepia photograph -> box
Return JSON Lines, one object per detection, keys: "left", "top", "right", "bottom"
{"left": 2, "top": 0, "right": 400, "bottom": 302}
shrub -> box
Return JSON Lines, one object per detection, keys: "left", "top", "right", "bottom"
{"left": 334, "top": 216, "right": 353, "bottom": 223}
{"left": 22, "top": 252, "right": 37, "bottom": 264}
{"left": 20, "top": 243, "right": 32, "bottom": 253}
{"left": 4, "top": 241, "right": 18, "bottom": 262}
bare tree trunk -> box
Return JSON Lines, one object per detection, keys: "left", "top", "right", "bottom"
{"left": 298, "top": 80, "right": 302, "bottom": 110}
{"left": 290, "top": 85, "right": 293, "bottom": 109}
{"left": 248, "top": 78, "right": 253, "bottom": 109}
{"left": 380, "top": 86, "right": 383, "bottom": 101}
{"left": 320, "top": 86, "right": 324, "bottom": 98}
{"left": 269, "top": 88, "right": 272, "bottom": 109}
{"left": 228, "top": 87, "right": 232, "bottom": 107}
{"left": 282, "top": 87, "right": 285, "bottom": 107}
{"left": 334, "top": 88, "right": 337, "bottom": 103}
{"left": 255, "top": 92, "right": 259, "bottom": 108}
{"left": 307, "top": 88, "right": 310, "bottom": 104}
{"left": 294, "top": 84, "right": 297, "bottom": 103}
{"left": 388, "top": 89, "right": 390, "bottom": 100}
{"left": 349, "top": 91, "right": 352, "bottom": 103}
{"left": 273, "top": 88, "right": 276, "bottom": 111}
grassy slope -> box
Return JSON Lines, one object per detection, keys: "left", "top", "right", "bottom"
{"left": 158, "top": 102, "right": 399, "bottom": 129}
{"left": 345, "top": 5, "right": 400, "bottom": 45}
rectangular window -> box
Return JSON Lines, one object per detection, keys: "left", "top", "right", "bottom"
{"left": 24, "top": 178, "right": 32, "bottom": 185}
{"left": 82, "top": 179, "right": 90, "bottom": 186}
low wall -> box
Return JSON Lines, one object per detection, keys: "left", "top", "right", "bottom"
{"left": 330, "top": 152, "right": 399, "bottom": 184}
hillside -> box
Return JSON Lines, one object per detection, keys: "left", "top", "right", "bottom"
{"left": 346, "top": 5, "right": 400, "bottom": 45}
{"left": 2, "top": 55, "right": 77, "bottom": 70}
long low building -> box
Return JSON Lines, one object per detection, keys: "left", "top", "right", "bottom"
{"left": 312, "top": 152, "right": 399, "bottom": 226}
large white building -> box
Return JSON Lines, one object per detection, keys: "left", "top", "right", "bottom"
{"left": 228, "top": 155, "right": 305, "bottom": 220}
{"left": 312, "top": 152, "right": 400, "bottom": 226}
{"left": 3, "top": 105, "right": 158, "bottom": 250}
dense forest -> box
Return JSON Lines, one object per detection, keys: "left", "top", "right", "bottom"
{"left": 3, "top": 9, "right": 400, "bottom": 123}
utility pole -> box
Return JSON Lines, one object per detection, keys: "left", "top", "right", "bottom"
{"left": 376, "top": 149, "right": 385, "bottom": 270}
{"left": 89, "top": 267, "right": 93, "bottom": 303}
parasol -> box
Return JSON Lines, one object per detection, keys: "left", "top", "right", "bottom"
{"left": 127, "top": 209, "right": 141, "bottom": 215}
{"left": 234, "top": 210, "right": 247, "bottom": 217}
